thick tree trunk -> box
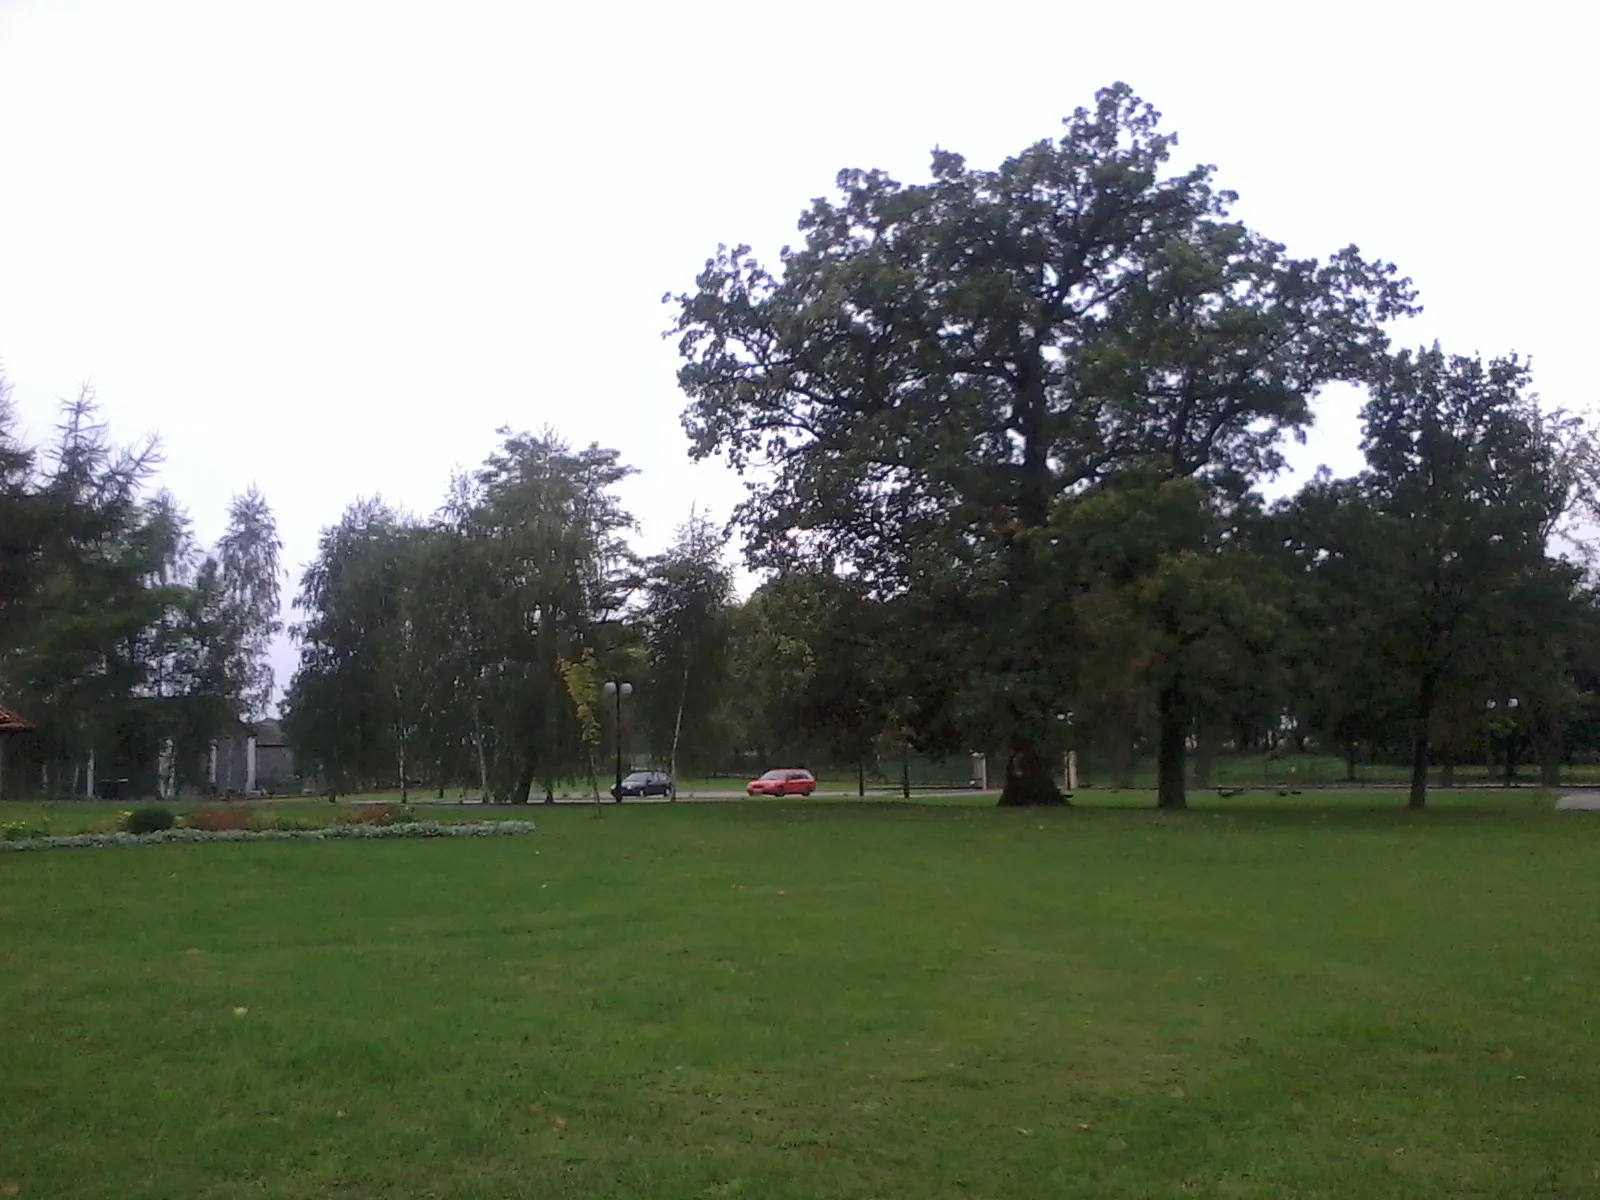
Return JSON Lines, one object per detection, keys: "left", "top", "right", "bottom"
{"left": 1192, "top": 725, "right": 1218, "bottom": 791}
{"left": 1156, "top": 684, "right": 1187, "bottom": 810}
{"left": 511, "top": 761, "right": 535, "bottom": 805}
{"left": 1407, "top": 675, "right": 1437, "bottom": 810}
{"left": 1109, "top": 721, "right": 1134, "bottom": 790}
{"left": 1539, "top": 714, "right": 1562, "bottom": 789}
{"left": 1540, "top": 753, "right": 1560, "bottom": 788}
{"left": 1408, "top": 736, "right": 1430, "bottom": 808}
{"left": 997, "top": 743, "right": 1066, "bottom": 806}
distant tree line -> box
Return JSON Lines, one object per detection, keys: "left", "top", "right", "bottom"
{"left": 0, "top": 380, "right": 281, "bottom": 799}
{"left": 9, "top": 84, "right": 1600, "bottom": 811}
{"left": 272, "top": 342, "right": 1600, "bottom": 811}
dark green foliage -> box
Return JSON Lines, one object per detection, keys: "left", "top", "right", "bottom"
{"left": 639, "top": 510, "right": 734, "bottom": 782}
{"left": 282, "top": 499, "right": 414, "bottom": 795}
{"left": 342, "top": 802, "right": 413, "bottom": 826}
{"left": 669, "top": 83, "right": 1415, "bottom": 805}
{"left": 0, "top": 380, "right": 280, "bottom": 800}
{"left": 283, "top": 430, "right": 639, "bottom": 803}
{"left": 721, "top": 571, "right": 908, "bottom": 785}
{"left": 216, "top": 486, "right": 283, "bottom": 721}
{"left": 1045, "top": 472, "right": 1288, "bottom": 807}
{"left": 122, "top": 806, "right": 175, "bottom": 835}
{"left": 1281, "top": 347, "right": 1596, "bottom": 806}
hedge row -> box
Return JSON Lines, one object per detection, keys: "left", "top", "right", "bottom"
{"left": 0, "top": 820, "right": 538, "bottom": 852}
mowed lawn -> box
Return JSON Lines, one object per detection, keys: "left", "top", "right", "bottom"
{"left": 2, "top": 797, "right": 1598, "bottom": 1199}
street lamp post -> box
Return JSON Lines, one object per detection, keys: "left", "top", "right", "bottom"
{"left": 1486, "top": 696, "right": 1521, "bottom": 786}
{"left": 1503, "top": 696, "right": 1520, "bottom": 786}
{"left": 1057, "top": 711, "right": 1077, "bottom": 791}
{"left": 602, "top": 680, "right": 633, "bottom": 801}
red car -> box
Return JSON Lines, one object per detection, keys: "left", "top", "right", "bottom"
{"left": 746, "top": 768, "right": 817, "bottom": 797}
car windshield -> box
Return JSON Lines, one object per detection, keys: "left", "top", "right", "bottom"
{"left": 623, "top": 773, "right": 651, "bottom": 784}
{"left": 759, "top": 770, "right": 787, "bottom": 781}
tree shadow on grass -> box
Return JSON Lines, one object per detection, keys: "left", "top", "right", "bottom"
{"left": 713, "top": 791, "right": 1578, "bottom": 834}
{"left": 1078, "top": 791, "right": 1568, "bottom": 832}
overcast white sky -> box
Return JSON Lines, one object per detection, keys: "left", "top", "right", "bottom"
{"left": 1, "top": 0, "right": 1592, "bottom": 708}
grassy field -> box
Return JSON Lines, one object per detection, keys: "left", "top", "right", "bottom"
{"left": 2, "top": 792, "right": 1598, "bottom": 1199}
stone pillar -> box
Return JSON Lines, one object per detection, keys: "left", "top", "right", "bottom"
{"left": 245, "top": 735, "right": 257, "bottom": 794}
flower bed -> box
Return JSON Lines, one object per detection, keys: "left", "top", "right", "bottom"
{"left": 0, "top": 820, "right": 537, "bottom": 852}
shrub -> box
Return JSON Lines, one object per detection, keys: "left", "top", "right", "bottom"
{"left": 260, "top": 813, "right": 324, "bottom": 832}
{"left": 185, "top": 805, "right": 254, "bottom": 832}
{"left": 0, "top": 819, "right": 537, "bottom": 852}
{"left": 342, "top": 803, "right": 412, "bottom": 827}
{"left": 124, "top": 807, "right": 176, "bottom": 835}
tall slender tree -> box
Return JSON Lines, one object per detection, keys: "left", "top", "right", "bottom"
{"left": 639, "top": 509, "right": 734, "bottom": 790}
{"left": 283, "top": 499, "right": 410, "bottom": 795}
{"left": 217, "top": 486, "right": 283, "bottom": 722}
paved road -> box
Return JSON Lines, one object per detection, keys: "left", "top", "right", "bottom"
{"left": 394, "top": 789, "right": 989, "bottom": 807}
{"left": 1556, "top": 793, "right": 1600, "bottom": 810}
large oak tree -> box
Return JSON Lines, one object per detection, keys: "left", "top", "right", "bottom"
{"left": 669, "top": 83, "right": 1413, "bottom": 804}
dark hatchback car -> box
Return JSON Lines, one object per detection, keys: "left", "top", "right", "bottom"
{"left": 612, "top": 770, "right": 674, "bottom": 799}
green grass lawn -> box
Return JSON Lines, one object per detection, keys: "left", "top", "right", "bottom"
{"left": 3, "top": 795, "right": 1598, "bottom": 1198}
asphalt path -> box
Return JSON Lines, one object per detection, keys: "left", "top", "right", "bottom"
{"left": 394, "top": 789, "right": 989, "bottom": 806}
{"left": 1556, "top": 793, "right": 1600, "bottom": 810}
